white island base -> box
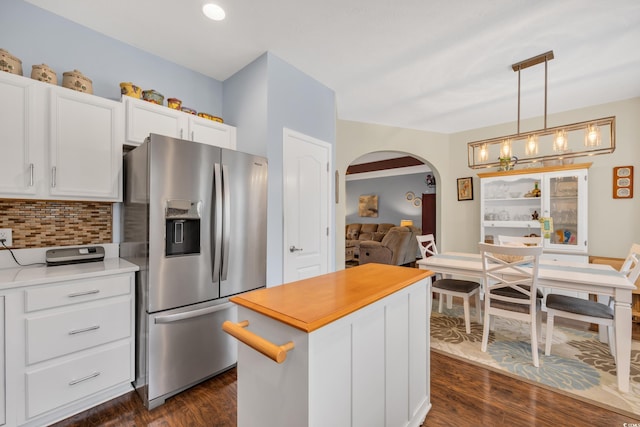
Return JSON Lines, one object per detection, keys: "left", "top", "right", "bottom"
{"left": 228, "top": 264, "right": 432, "bottom": 427}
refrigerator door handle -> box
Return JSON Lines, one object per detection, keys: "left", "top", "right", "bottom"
{"left": 221, "top": 164, "right": 231, "bottom": 281}
{"left": 212, "top": 163, "right": 223, "bottom": 283}
{"left": 154, "top": 302, "right": 234, "bottom": 324}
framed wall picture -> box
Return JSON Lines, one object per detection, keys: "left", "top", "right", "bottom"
{"left": 358, "top": 194, "right": 379, "bottom": 217}
{"left": 457, "top": 177, "right": 473, "bottom": 201}
{"left": 613, "top": 166, "right": 634, "bottom": 199}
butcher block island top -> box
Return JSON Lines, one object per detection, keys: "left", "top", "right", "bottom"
{"left": 230, "top": 263, "right": 433, "bottom": 332}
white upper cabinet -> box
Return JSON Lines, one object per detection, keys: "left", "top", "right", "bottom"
{"left": 124, "top": 96, "right": 186, "bottom": 144}
{"left": 123, "top": 96, "right": 236, "bottom": 149}
{"left": 0, "top": 72, "right": 123, "bottom": 202}
{"left": 188, "top": 116, "right": 236, "bottom": 149}
{"left": 0, "top": 72, "right": 39, "bottom": 196}
{"left": 49, "top": 87, "right": 123, "bottom": 201}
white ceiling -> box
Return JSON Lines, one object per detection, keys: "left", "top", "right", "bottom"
{"left": 25, "top": 0, "right": 640, "bottom": 133}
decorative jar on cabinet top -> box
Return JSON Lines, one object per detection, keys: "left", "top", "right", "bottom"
{"left": 31, "top": 64, "right": 57, "bottom": 84}
{"left": 0, "top": 49, "right": 23, "bottom": 75}
{"left": 142, "top": 89, "right": 164, "bottom": 105}
{"left": 62, "top": 69, "right": 93, "bottom": 94}
{"left": 120, "top": 82, "right": 142, "bottom": 98}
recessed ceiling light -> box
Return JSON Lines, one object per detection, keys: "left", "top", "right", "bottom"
{"left": 202, "top": 3, "right": 225, "bottom": 21}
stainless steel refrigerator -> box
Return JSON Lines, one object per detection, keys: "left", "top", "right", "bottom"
{"left": 120, "top": 133, "right": 268, "bottom": 409}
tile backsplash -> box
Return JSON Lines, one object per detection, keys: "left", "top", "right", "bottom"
{"left": 0, "top": 200, "right": 112, "bottom": 249}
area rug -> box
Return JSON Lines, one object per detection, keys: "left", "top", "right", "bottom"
{"left": 430, "top": 303, "right": 640, "bottom": 418}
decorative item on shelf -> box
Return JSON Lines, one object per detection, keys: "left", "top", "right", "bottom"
{"left": 197, "top": 112, "right": 223, "bottom": 122}
{"left": 0, "top": 49, "right": 22, "bottom": 75}
{"left": 400, "top": 219, "right": 413, "bottom": 227}
{"left": 141, "top": 89, "right": 164, "bottom": 105}
{"left": 181, "top": 106, "right": 197, "bottom": 115}
{"left": 120, "top": 82, "right": 142, "bottom": 98}
{"left": 531, "top": 210, "right": 539, "bottom": 220}
{"left": 525, "top": 182, "right": 541, "bottom": 198}
{"left": 613, "top": 166, "right": 634, "bottom": 199}
{"left": 62, "top": 70, "right": 93, "bottom": 94}
{"left": 457, "top": 177, "right": 473, "bottom": 201}
{"left": 467, "top": 51, "right": 615, "bottom": 169}
{"left": 167, "top": 98, "right": 182, "bottom": 110}
{"left": 31, "top": 64, "right": 56, "bottom": 84}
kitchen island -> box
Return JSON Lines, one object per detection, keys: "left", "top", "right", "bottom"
{"left": 224, "top": 263, "right": 433, "bottom": 427}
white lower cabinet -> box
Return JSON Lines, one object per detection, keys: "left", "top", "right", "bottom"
{"left": 236, "top": 277, "right": 431, "bottom": 427}
{"left": 26, "top": 341, "right": 131, "bottom": 419}
{"left": 3, "top": 272, "right": 135, "bottom": 427}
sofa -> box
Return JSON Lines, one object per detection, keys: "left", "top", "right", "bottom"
{"left": 345, "top": 223, "right": 395, "bottom": 262}
{"left": 358, "top": 225, "right": 422, "bottom": 266}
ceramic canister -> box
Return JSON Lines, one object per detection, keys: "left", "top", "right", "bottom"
{"left": 142, "top": 89, "right": 164, "bottom": 105}
{"left": 167, "top": 98, "right": 182, "bottom": 110}
{"left": 0, "top": 49, "right": 23, "bottom": 75}
{"left": 31, "top": 64, "right": 57, "bottom": 84}
{"left": 62, "top": 69, "right": 93, "bottom": 94}
{"left": 120, "top": 82, "right": 142, "bottom": 98}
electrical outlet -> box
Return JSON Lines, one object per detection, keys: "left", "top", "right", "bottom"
{"left": 0, "top": 228, "right": 12, "bottom": 247}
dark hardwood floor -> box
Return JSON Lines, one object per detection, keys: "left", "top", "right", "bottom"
{"left": 52, "top": 349, "right": 640, "bottom": 427}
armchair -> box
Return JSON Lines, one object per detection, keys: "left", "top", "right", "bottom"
{"left": 359, "top": 226, "right": 421, "bottom": 266}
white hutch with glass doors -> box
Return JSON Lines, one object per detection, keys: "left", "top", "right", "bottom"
{"left": 478, "top": 163, "right": 590, "bottom": 263}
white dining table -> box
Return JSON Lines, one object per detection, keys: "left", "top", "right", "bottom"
{"left": 417, "top": 252, "right": 636, "bottom": 393}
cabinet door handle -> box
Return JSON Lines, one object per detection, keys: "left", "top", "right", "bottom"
{"left": 51, "top": 166, "right": 56, "bottom": 188}
{"left": 69, "top": 325, "right": 100, "bottom": 335}
{"left": 180, "top": 129, "right": 184, "bottom": 139}
{"left": 29, "top": 163, "right": 34, "bottom": 187}
{"left": 191, "top": 131, "right": 194, "bottom": 141}
{"left": 69, "top": 371, "right": 100, "bottom": 386}
{"left": 68, "top": 289, "right": 100, "bottom": 298}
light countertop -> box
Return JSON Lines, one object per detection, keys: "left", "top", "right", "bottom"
{"left": 230, "top": 263, "right": 433, "bottom": 332}
{"left": 0, "top": 257, "right": 139, "bottom": 290}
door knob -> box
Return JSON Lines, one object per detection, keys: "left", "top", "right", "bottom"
{"left": 289, "top": 246, "right": 303, "bottom": 253}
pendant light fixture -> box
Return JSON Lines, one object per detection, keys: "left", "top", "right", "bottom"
{"left": 467, "top": 51, "right": 615, "bottom": 169}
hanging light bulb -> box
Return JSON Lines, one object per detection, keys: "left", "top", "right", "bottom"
{"left": 584, "top": 123, "right": 601, "bottom": 147}
{"left": 479, "top": 143, "right": 488, "bottom": 162}
{"left": 525, "top": 135, "right": 538, "bottom": 155}
{"left": 500, "top": 139, "right": 512, "bottom": 158}
{"left": 553, "top": 129, "right": 568, "bottom": 152}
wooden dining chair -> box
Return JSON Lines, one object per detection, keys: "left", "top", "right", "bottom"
{"left": 418, "top": 234, "right": 481, "bottom": 334}
{"left": 479, "top": 242, "right": 544, "bottom": 367}
{"left": 545, "top": 243, "right": 640, "bottom": 362}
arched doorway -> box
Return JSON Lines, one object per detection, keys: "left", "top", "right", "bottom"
{"left": 344, "top": 151, "right": 439, "bottom": 267}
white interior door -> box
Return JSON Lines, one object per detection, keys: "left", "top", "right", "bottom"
{"left": 283, "top": 128, "right": 331, "bottom": 283}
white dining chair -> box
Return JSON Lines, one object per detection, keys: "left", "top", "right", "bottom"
{"left": 479, "top": 242, "right": 544, "bottom": 367}
{"left": 418, "top": 234, "right": 482, "bottom": 334}
{"left": 545, "top": 243, "right": 640, "bottom": 362}
{"left": 497, "top": 235, "right": 543, "bottom": 246}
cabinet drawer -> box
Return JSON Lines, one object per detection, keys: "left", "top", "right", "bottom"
{"left": 26, "top": 341, "right": 131, "bottom": 419}
{"left": 27, "top": 299, "right": 131, "bottom": 364}
{"left": 25, "top": 274, "right": 131, "bottom": 312}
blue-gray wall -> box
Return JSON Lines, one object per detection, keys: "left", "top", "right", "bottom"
{"left": 3, "top": 0, "right": 337, "bottom": 286}
{"left": 225, "top": 53, "right": 336, "bottom": 285}
{"left": 346, "top": 173, "right": 433, "bottom": 226}
{"left": 2, "top": 0, "right": 222, "bottom": 118}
